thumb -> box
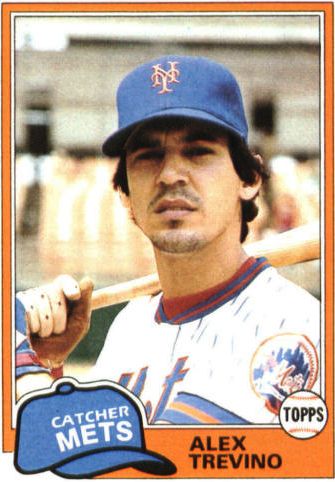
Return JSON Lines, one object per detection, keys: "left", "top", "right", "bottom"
{"left": 69, "top": 277, "right": 94, "bottom": 325}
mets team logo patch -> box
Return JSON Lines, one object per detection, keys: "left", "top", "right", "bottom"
{"left": 151, "top": 61, "right": 180, "bottom": 94}
{"left": 250, "top": 333, "right": 318, "bottom": 414}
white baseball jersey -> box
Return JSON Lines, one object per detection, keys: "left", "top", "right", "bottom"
{"left": 88, "top": 257, "right": 320, "bottom": 425}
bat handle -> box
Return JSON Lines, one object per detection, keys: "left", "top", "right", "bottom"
{"left": 91, "top": 273, "right": 160, "bottom": 310}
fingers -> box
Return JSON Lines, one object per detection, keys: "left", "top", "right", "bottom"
{"left": 34, "top": 289, "right": 53, "bottom": 337}
{"left": 69, "top": 277, "right": 94, "bottom": 334}
{"left": 17, "top": 289, "right": 50, "bottom": 336}
{"left": 17, "top": 275, "right": 92, "bottom": 339}
{"left": 44, "top": 282, "right": 67, "bottom": 335}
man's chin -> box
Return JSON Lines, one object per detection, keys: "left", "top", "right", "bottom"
{"left": 150, "top": 230, "right": 205, "bottom": 254}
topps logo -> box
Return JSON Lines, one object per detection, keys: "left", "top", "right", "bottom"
{"left": 279, "top": 391, "right": 328, "bottom": 439}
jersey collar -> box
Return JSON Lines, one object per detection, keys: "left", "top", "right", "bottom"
{"left": 155, "top": 257, "right": 270, "bottom": 325}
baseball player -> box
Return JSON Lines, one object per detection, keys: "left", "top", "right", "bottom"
{"left": 16, "top": 56, "right": 320, "bottom": 424}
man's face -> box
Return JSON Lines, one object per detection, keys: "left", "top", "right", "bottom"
{"left": 124, "top": 119, "right": 246, "bottom": 255}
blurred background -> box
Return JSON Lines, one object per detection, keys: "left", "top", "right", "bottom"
{"left": 14, "top": 15, "right": 321, "bottom": 370}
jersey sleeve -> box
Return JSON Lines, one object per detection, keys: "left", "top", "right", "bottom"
{"left": 15, "top": 297, "right": 51, "bottom": 378}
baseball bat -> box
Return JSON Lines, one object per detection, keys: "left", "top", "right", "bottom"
{"left": 91, "top": 222, "right": 320, "bottom": 311}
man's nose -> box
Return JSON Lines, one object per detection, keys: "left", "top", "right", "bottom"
{"left": 156, "top": 151, "right": 189, "bottom": 186}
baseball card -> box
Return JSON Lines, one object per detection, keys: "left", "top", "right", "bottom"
{"left": 1, "top": 1, "right": 334, "bottom": 480}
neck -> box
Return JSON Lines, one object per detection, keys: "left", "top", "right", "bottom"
{"left": 154, "top": 233, "right": 248, "bottom": 299}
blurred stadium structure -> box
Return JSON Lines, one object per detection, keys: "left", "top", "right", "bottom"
{"left": 15, "top": 16, "right": 320, "bottom": 158}
{"left": 14, "top": 16, "right": 321, "bottom": 365}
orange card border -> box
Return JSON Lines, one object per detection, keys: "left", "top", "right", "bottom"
{"left": 1, "top": 2, "right": 334, "bottom": 478}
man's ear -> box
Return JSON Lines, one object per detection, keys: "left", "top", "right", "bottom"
{"left": 118, "top": 188, "right": 131, "bottom": 209}
{"left": 239, "top": 154, "right": 263, "bottom": 201}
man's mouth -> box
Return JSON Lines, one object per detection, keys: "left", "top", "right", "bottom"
{"left": 154, "top": 198, "right": 197, "bottom": 214}
{"left": 153, "top": 198, "right": 197, "bottom": 220}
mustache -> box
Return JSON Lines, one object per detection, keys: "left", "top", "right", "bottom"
{"left": 148, "top": 186, "right": 201, "bottom": 211}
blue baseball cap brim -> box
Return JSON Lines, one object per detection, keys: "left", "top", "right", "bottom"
{"left": 102, "top": 108, "right": 244, "bottom": 157}
{"left": 52, "top": 447, "right": 177, "bottom": 478}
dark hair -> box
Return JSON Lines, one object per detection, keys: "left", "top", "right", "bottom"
{"left": 112, "top": 129, "right": 269, "bottom": 243}
{"left": 227, "top": 133, "right": 270, "bottom": 242}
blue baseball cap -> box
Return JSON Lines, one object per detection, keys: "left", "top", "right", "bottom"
{"left": 15, "top": 380, "right": 176, "bottom": 478}
{"left": 102, "top": 55, "right": 248, "bottom": 157}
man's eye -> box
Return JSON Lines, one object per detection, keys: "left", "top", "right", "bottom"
{"left": 185, "top": 147, "right": 214, "bottom": 157}
{"left": 132, "top": 150, "right": 164, "bottom": 163}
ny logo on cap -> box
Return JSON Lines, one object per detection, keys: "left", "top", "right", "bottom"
{"left": 151, "top": 61, "right": 180, "bottom": 94}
